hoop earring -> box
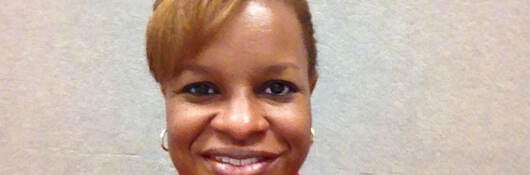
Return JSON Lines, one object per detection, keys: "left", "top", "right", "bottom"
{"left": 160, "top": 129, "right": 168, "bottom": 152}
{"left": 310, "top": 128, "right": 315, "bottom": 142}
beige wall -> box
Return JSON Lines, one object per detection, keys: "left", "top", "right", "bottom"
{"left": 1, "top": 0, "right": 528, "bottom": 174}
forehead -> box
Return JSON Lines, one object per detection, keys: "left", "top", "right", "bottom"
{"left": 188, "top": 0, "right": 308, "bottom": 71}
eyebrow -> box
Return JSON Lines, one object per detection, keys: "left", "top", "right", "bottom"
{"left": 181, "top": 64, "right": 212, "bottom": 74}
{"left": 181, "top": 62, "right": 300, "bottom": 75}
{"left": 266, "top": 63, "right": 301, "bottom": 75}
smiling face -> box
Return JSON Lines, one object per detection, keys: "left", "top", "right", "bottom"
{"left": 162, "top": 1, "right": 314, "bottom": 175}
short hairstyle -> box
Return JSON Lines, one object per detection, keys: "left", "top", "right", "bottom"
{"left": 146, "top": 0, "right": 317, "bottom": 83}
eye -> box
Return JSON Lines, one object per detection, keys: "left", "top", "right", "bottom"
{"left": 263, "top": 80, "right": 299, "bottom": 96}
{"left": 180, "top": 82, "right": 219, "bottom": 96}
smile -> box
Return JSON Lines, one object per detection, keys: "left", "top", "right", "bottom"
{"left": 202, "top": 149, "right": 280, "bottom": 175}
{"left": 214, "top": 156, "right": 263, "bottom": 166}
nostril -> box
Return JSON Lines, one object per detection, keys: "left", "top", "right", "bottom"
{"left": 222, "top": 122, "right": 268, "bottom": 142}
{"left": 209, "top": 113, "right": 270, "bottom": 142}
{"left": 208, "top": 92, "right": 270, "bottom": 141}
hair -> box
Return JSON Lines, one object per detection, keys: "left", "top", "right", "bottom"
{"left": 146, "top": 0, "right": 317, "bottom": 83}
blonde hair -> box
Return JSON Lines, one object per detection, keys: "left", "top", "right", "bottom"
{"left": 146, "top": 0, "right": 317, "bottom": 83}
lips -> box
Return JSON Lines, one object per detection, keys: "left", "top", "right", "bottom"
{"left": 201, "top": 148, "right": 280, "bottom": 175}
{"left": 214, "top": 156, "right": 262, "bottom": 166}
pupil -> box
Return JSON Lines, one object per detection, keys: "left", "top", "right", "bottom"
{"left": 270, "top": 83, "right": 285, "bottom": 94}
{"left": 195, "top": 84, "right": 211, "bottom": 94}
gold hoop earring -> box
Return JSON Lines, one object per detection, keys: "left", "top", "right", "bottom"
{"left": 160, "top": 129, "right": 168, "bottom": 152}
{"left": 311, "top": 128, "right": 315, "bottom": 141}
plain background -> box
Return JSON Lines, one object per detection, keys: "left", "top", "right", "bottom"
{"left": 1, "top": 0, "right": 529, "bottom": 174}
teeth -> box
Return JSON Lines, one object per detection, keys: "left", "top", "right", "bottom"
{"left": 214, "top": 156, "right": 261, "bottom": 166}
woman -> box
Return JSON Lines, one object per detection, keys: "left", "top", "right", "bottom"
{"left": 146, "top": 0, "right": 317, "bottom": 174}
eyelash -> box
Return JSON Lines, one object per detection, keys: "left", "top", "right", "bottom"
{"left": 261, "top": 80, "right": 299, "bottom": 97}
{"left": 176, "top": 80, "right": 299, "bottom": 98}
{"left": 178, "top": 81, "right": 219, "bottom": 96}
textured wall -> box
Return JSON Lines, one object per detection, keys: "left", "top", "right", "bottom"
{"left": 1, "top": 0, "right": 529, "bottom": 175}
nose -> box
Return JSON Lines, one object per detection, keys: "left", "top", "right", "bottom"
{"left": 210, "top": 90, "right": 269, "bottom": 142}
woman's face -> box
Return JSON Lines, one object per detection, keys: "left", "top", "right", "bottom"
{"left": 163, "top": 1, "right": 313, "bottom": 175}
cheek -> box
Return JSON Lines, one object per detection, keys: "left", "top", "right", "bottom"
{"left": 265, "top": 99, "right": 312, "bottom": 144}
{"left": 164, "top": 100, "right": 216, "bottom": 173}
{"left": 264, "top": 99, "right": 312, "bottom": 173}
{"left": 164, "top": 100, "right": 212, "bottom": 150}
